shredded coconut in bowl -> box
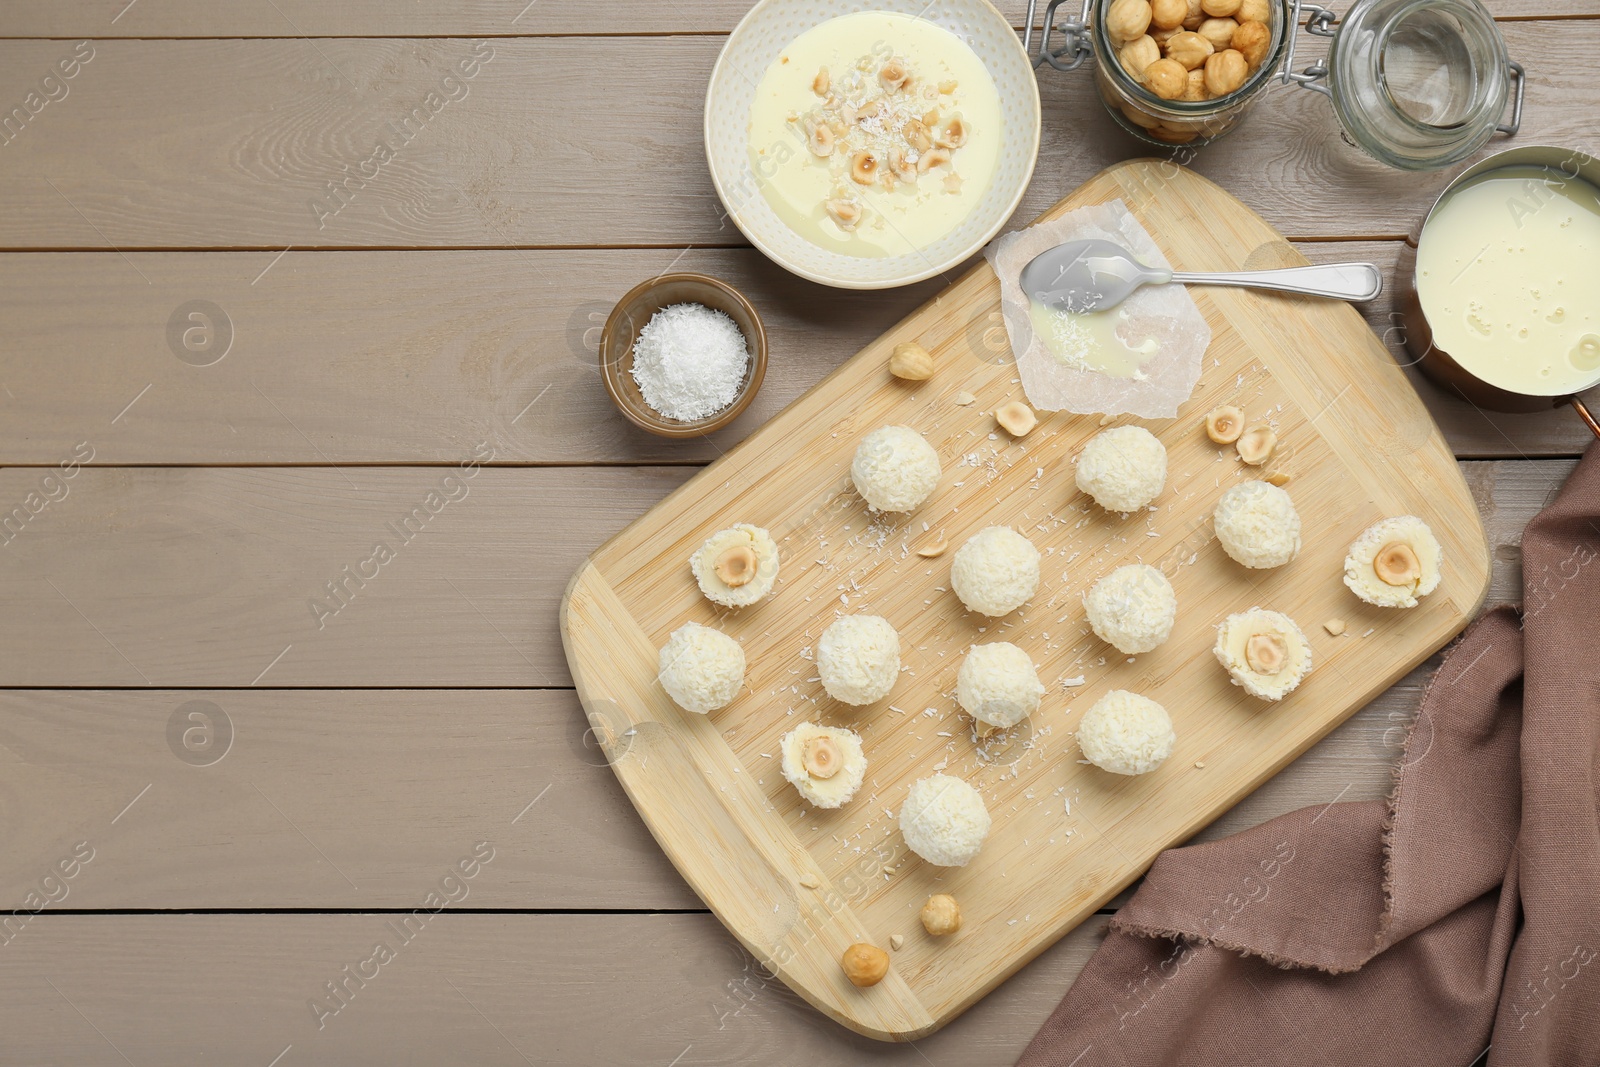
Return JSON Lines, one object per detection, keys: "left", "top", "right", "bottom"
{"left": 630, "top": 303, "right": 751, "bottom": 420}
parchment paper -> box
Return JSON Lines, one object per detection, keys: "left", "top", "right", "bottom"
{"left": 984, "top": 199, "right": 1209, "bottom": 418}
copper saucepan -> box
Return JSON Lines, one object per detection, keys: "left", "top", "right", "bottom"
{"left": 1397, "top": 144, "right": 1600, "bottom": 440}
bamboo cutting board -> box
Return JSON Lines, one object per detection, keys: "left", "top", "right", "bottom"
{"left": 560, "top": 162, "right": 1490, "bottom": 1041}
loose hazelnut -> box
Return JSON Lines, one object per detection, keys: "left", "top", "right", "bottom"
{"left": 841, "top": 942, "right": 889, "bottom": 986}
{"left": 1166, "top": 30, "right": 1215, "bottom": 70}
{"left": 1145, "top": 58, "right": 1189, "bottom": 100}
{"left": 937, "top": 117, "right": 968, "bottom": 149}
{"left": 802, "top": 735, "right": 841, "bottom": 779}
{"left": 954, "top": 390, "right": 977, "bottom": 406}
{"left": 1232, "top": 18, "right": 1272, "bottom": 68}
{"left": 921, "top": 893, "right": 962, "bottom": 936}
{"left": 890, "top": 341, "right": 935, "bottom": 380}
{"left": 1234, "top": 424, "right": 1277, "bottom": 464}
{"left": 807, "top": 120, "right": 835, "bottom": 157}
{"left": 995, "top": 401, "right": 1038, "bottom": 437}
{"left": 1119, "top": 100, "right": 1164, "bottom": 130}
{"left": 714, "top": 544, "right": 758, "bottom": 587}
{"left": 825, "top": 198, "right": 861, "bottom": 231}
{"left": 1151, "top": 0, "right": 1188, "bottom": 29}
{"left": 916, "top": 535, "right": 948, "bottom": 558}
{"left": 1374, "top": 541, "right": 1422, "bottom": 587}
{"left": 813, "top": 67, "right": 830, "bottom": 96}
{"left": 1323, "top": 618, "right": 1347, "bottom": 636}
{"left": 1265, "top": 471, "right": 1291, "bottom": 487}
{"left": 879, "top": 58, "right": 910, "bottom": 92}
{"left": 1150, "top": 126, "right": 1199, "bottom": 143}
{"left": 1106, "top": 0, "right": 1154, "bottom": 44}
{"left": 850, "top": 150, "right": 879, "bottom": 185}
{"left": 1119, "top": 34, "right": 1162, "bottom": 76}
{"left": 890, "top": 934, "right": 905, "bottom": 951}
{"left": 1204, "top": 405, "right": 1244, "bottom": 443}
{"left": 1196, "top": 16, "right": 1239, "bottom": 51}
{"left": 1245, "top": 632, "right": 1287, "bottom": 674}
{"left": 1203, "top": 47, "right": 1249, "bottom": 95}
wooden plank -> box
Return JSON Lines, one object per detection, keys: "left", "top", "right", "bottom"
{"left": 0, "top": 459, "right": 1563, "bottom": 689}
{"left": 0, "top": 912, "right": 1105, "bottom": 1064}
{"left": 560, "top": 163, "right": 1496, "bottom": 1038}
{"left": 1, "top": 0, "right": 1591, "bottom": 37}
{"left": 0, "top": 244, "right": 1591, "bottom": 468}
{"left": 0, "top": 25, "right": 1594, "bottom": 248}
{"left": 0, "top": 671, "right": 1426, "bottom": 913}
{"left": 0, "top": 466, "right": 691, "bottom": 688}
{"left": 0, "top": 689, "right": 699, "bottom": 911}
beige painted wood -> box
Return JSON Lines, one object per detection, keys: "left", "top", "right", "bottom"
{"left": 0, "top": 688, "right": 700, "bottom": 911}
{"left": 0, "top": 244, "right": 1593, "bottom": 467}
{"left": 0, "top": 666, "right": 1438, "bottom": 913}
{"left": 0, "top": 466, "right": 691, "bottom": 688}
{"left": 0, "top": 458, "right": 1559, "bottom": 689}
{"left": 0, "top": 25, "right": 1594, "bottom": 249}
{"left": 560, "top": 163, "right": 1492, "bottom": 1040}
{"left": 0, "top": 912, "right": 1103, "bottom": 1065}
{"left": 2, "top": 0, "right": 1590, "bottom": 36}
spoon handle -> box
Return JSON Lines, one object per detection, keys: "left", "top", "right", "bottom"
{"left": 1168, "top": 262, "right": 1383, "bottom": 303}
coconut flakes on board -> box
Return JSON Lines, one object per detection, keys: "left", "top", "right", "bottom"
{"left": 984, "top": 199, "right": 1209, "bottom": 418}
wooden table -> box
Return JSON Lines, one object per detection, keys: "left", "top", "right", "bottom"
{"left": 0, "top": 2, "right": 1593, "bottom": 1062}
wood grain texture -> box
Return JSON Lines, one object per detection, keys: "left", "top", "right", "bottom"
{"left": 561, "top": 164, "right": 1492, "bottom": 1039}
{"left": 0, "top": 24, "right": 1594, "bottom": 248}
{"left": 0, "top": 460, "right": 1565, "bottom": 689}
{"left": 0, "top": 689, "right": 700, "bottom": 911}
{"left": 0, "top": 912, "right": 1106, "bottom": 1066}
{"left": 0, "top": 669, "right": 1432, "bottom": 913}
{"left": 0, "top": 244, "right": 1593, "bottom": 467}
{"left": 2, "top": 0, "right": 1591, "bottom": 37}
{"left": 0, "top": 466, "right": 690, "bottom": 688}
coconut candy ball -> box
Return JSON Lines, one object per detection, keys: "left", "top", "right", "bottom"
{"left": 1084, "top": 563, "right": 1177, "bottom": 654}
{"left": 690, "top": 523, "right": 779, "bottom": 608}
{"left": 899, "top": 774, "right": 992, "bottom": 867}
{"left": 951, "top": 526, "right": 1041, "bottom": 617}
{"left": 657, "top": 622, "right": 744, "bottom": 714}
{"left": 851, "top": 425, "right": 941, "bottom": 513}
{"left": 1076, "top": 425, "right": 1168, "bottom": 513}
{"left": 817, "top": 614, "right": 901, "bottom": 705}
{"left": 957, "top": 642, "right": 1044, "bottom": 729}
{"left": 1214, "top": 480, "right": 1302, "bottom": 569}
{"left": 1077, "top": 690, "right": 1176, "bottom": 775}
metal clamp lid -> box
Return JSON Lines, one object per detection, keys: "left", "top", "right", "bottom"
{"left": 1024, "top": 0, "right": 1094, "bottom": 71}
{"left": 1280, "top": 0, "right": 1525, "bottom": 136}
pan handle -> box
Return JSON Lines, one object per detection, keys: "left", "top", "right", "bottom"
{"left": 1573, "top": 396, "right": 1600, "bottom": 441}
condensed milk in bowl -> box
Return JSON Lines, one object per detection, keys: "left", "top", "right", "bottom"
{"left": 1399, "top": 145, "right": 1600, "bottom": 437}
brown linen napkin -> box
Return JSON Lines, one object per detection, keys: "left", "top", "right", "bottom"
{"left": 1020, "top": 441, "right": 1600, "bottom": 1067}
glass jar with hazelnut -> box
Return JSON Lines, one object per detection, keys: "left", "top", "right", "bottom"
{"left": 1090, "top": 0, "right": 1287, "bottom": 146}
{"left": 1026, "top": 0, "right": 1526, "bottom": 164}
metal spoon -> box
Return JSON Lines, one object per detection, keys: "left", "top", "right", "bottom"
{"left": 1020, "top": 239, "right": 1383, "bottom": 314}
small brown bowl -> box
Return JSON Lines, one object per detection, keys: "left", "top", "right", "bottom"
{"left": 599, "top": 272, "right": 767, "bottom": 438}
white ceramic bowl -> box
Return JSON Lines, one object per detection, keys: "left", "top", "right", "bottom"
{"left": 704, "top": 0, "right": 1042, "bottom": 290}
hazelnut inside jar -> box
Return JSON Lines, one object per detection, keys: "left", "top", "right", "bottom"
{"left": 1090, "top": 0, "right": 1286, "bottom": 147}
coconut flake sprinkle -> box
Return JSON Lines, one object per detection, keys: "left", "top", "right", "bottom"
{"left": 630, "top": 302, "right": 750, "bottom": 421}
